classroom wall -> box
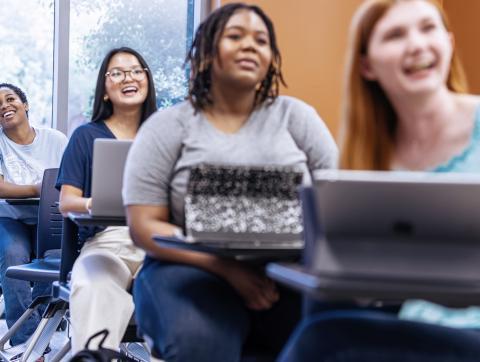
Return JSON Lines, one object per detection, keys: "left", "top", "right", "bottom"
{"left": 216, "top": 0, "right": 480, "bottom": 139}
{"left": 444, "top": 0, "right": 480, "bottom": 95}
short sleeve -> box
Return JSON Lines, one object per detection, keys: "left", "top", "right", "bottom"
{"left": 55, "top": 128, "right": 90, "bottom": 193}
{"left": 123, "top": 109, "right": 184, "bottom": 206}
{"left": 287, "top": 99, "right": 339, "bottom": 172}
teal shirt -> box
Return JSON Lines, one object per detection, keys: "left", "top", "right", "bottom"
{"left": 434, "top": 105, "right": 480, "bottom": 173}
{"left": 400, "top": 104, "right": 480, "bottom": 328}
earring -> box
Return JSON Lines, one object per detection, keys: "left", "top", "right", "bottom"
{"left": 103, "top": 95, "right": 109, "bottom": 102}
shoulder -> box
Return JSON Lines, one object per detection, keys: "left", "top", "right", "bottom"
{"left": 139, "top": 101, "right": 194, "bottom": 135}
{"left": 267, "top": 95, "right": 317, "bottom": 114}
{"left": 34, "top": 127, "right": 67, "bottom": 142}
{"left": 260, "top": 96, "right": 320, "bottom": 127}
{"left": 453, "top": 93, "right": 480, "bottom": 129}
{"left": 69, "top": 121, "right": 108, "bottom": 141}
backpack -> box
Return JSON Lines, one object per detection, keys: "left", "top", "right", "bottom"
{"left": 70, "top": 329, "right": 139, "bottom": 362}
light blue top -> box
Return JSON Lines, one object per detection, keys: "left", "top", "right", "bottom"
{"left": 433, "top": 105, "right": 480, "bottom": 173}
{"left": 400, "top": 104, "right": 480, "bottom": 328}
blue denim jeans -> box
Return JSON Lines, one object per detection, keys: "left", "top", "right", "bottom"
{"left": 278, "top": 310, "right": 480, "bottom": 362}
{"left": 133, "top": 257, "right": 301, "bottom": 362}
{"left": 0, "top": 218, "right": 51, "bottom": 345}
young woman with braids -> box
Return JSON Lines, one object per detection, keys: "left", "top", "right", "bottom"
{"left": 123, "top": 3, "right": 337, "bottom": 361}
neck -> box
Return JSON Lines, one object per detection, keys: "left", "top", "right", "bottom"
{"left": 390, "top": 88, "right": 456, "bottom": 144}
{"left": 208, "top": 81, "right": 256, "bottom": 118}
{"left": 105, "top": 107, "right": 142, "bottom": 139}
{"left": 4, "top": 121, "right": 35, "bottom": 145}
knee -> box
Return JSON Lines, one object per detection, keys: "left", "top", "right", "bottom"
{"left": 0, "top": 240, "right": 30, "bottom": 267}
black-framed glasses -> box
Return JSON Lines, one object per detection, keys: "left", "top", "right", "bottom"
{"left": 105, "top": 67, "right": 148, "bottom": 83}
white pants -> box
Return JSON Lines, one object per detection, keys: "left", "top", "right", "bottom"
{"left": 70, "top": 226, "right": 145, "bottom": 353}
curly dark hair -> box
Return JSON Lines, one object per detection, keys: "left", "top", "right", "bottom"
{"left": 0, "top": 83, "right": 29, "bottom": 117}
{"left": 186, "top": 3, "right": 286, "bottom": 111}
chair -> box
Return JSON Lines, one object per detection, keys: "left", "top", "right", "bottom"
{"left": 5, "top": 168, "right": 62, "bottom": 281}
{"left": 0, "top": 168, "right": 69, "bottom": 362}
{"left": 51, "top": 217, "right": 149, "bottom": 362}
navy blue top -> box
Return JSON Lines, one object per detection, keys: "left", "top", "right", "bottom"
{"left": 56, "top": 121, "right": 115, "bottom": 243}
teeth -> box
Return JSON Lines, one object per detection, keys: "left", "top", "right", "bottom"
{"left": 122, "top": 87, "right": 137, "bottom": 93}
{"left": 3, "top": 111, "right": 14, "bottom": 118}
{"left": 408, "top": 61, "right": 433, "bottom": 72}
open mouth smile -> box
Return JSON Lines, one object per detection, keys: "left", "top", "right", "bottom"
{"left": 404, "top": 60, "right": 436, "bottom": 75}
{"left": 121, "top": 86, "right": 139, "bottom": 96}
{"left": 2, "top": 111, "right": 15, "bottom": 120}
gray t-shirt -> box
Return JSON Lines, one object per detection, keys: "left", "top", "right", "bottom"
{"left": 0, "top": 126, "right": 68, "bottom": 221}
{"left": 123, "top": 96, "right": 338, "bottom": 227}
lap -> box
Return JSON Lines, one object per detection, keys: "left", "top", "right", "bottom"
{"left": 134, "top": 260, "right": 249, "bottom": 331}
{"left": 0, "top": 218, "right": 35, "bottom": 264}
{"left": 279, "top": 310, "right": 480, "bottom": 362}
{"left": 0, "top": 218, "right": 34, "bottom": 250}
{"left": 134, "top": 259, "right": 301, "bottom": 357}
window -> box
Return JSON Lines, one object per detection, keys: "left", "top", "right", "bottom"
{"left": 67, "top": 0, "right": 195, "bottom": 133}
{"left": 1, "top": 0, "right": 203, "bottom": 133}
{"left": 0, "top": 0, "right": 54, "bottom": 127}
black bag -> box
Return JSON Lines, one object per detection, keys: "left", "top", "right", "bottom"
{"left": 70, "top": 329, "right": 138, "bottom": 362}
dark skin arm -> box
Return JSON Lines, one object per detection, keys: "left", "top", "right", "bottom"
{"left": 127, "top": 204, "right": 279, "bottom": 310}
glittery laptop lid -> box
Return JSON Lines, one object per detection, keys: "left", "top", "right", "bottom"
{"left": 185, "top": 164, "right": 303, "bottom": 243}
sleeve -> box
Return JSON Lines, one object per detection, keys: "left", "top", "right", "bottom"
{"left": 123, "top": 110, "right": 184, "bottom": 206}
{"left": 49, "top": 129, "right": 69, "bottom": 165}
{"left": 287, "top": 99, "right": 339, "bottom": 172}
{"left": 55, "top": 128, "right": 89, "bottom": 192}
{"left": 56, "top": 131, "right": 69, "bottom": 155}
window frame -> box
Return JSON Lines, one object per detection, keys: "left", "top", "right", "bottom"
{"left": 53, "top": 0, "right": 210, "bottom": 134}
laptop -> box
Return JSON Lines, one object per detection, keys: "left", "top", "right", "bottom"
{"left": 90, "top": 139, "right": 132, "bottom": 217}
{"left": 154, "top": 164, "right": 304, "bottom": 258}
{"left": 267, "top": 170, "right": 480, "bottom": 303}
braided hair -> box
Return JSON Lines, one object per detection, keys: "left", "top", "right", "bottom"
{"left": 186, "top": 3, "right": 286, "bottom": 111}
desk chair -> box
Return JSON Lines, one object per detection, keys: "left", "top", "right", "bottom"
{"left": 0, "top": 168, "right": 69, "bottom": 362}
{"left": 51, "top": 217, "right": 149, "bottom": 362}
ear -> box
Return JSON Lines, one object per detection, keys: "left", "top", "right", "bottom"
{"left": 360, "top": 56, "right": 377, "bottom": 81}
{"left": 24, "top": 103, "right": 29, "bottom": 112}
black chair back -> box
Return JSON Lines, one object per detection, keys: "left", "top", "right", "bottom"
{"left": 36, "top": 168, "right": 61, "bottom": 258}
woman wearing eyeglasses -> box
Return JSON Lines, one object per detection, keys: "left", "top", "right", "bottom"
{"left": 56, "top": 47, "right": 157, "bottom": 353}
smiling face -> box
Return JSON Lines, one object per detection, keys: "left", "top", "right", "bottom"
{"left": 211, "top": 9, "right": 273, "bottom": 91}
{"left": 362, "top": 0, "right": 453, "bottom": 98}
{"left": 0, "top": 87, "right": 29, "bottom": 130}
{"left": 104, "top": 52, "right": 149, "bottom": 111}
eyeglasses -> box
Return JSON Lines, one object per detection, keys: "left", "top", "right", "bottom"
{"left": 105, "top": 67, "right": 148, "bottom": 83}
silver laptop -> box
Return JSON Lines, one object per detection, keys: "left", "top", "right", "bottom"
{"left": 183, "top": 164, "right": 304, "bottom": 249}
{"left": 267, "top": 170, "right": 480, "bottom": 302}
{"left": 90, "top": 139, "right": 132, "bottom": 217}
{"left": 312, "top": 170, "right": 480, "bottom": 283}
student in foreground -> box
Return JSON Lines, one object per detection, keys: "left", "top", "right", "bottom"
{"left": 56, "top": 47, "right": 157, "bottom": 353}
{"left": 123, "top": 3, "right": 338, "bottom": 361}
{"left": 278, "top": 0, "right": 480, "bottom": 361}
{"left": 0, "top": 83, "right": 67, "bottom": 346}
